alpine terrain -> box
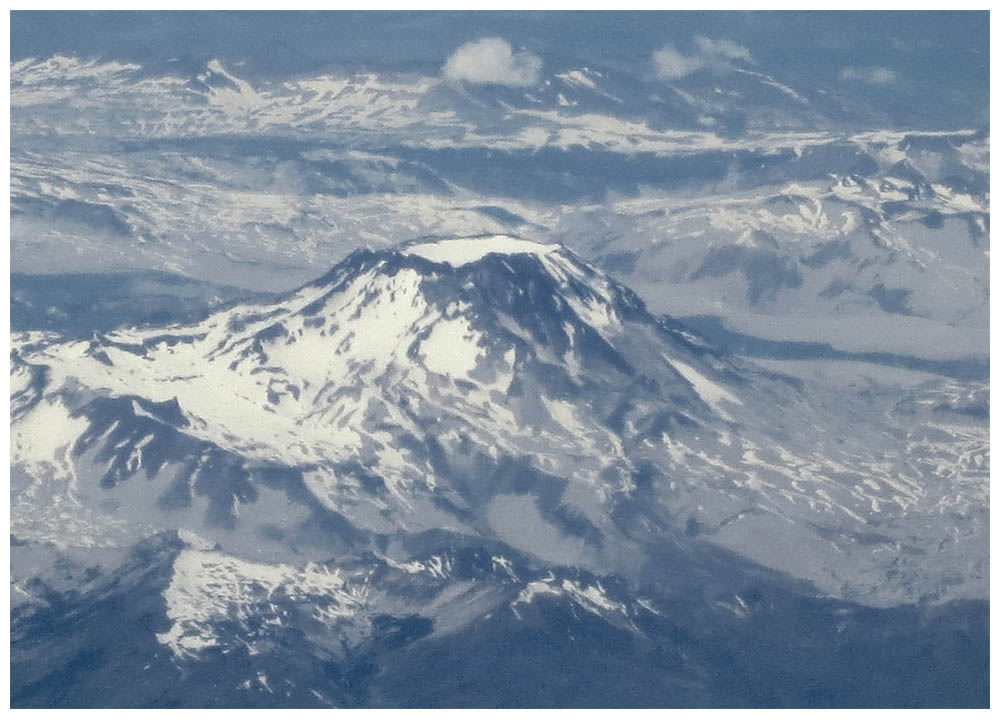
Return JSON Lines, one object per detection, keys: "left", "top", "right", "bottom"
{"left": 11, "top": 235, "right": 988, "bottom": 707}
{"left": 10, "top": 11, "right": 989, "bottom": 709}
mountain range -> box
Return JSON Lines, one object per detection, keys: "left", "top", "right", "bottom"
{"left": 10, "top": 16, "right": 990, "bottom": 706}
{"left": 11, "top": 57, "right": 988, "bottom": 368}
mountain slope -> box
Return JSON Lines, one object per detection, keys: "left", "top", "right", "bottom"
{"left": 10, "top": 234, "right": 988, "bottom": 707}
{"left": 12, "top": 530, "right": 988, "bottom": 708}
{"left": 12, "top": 235, "right": 987, "bottom": 603}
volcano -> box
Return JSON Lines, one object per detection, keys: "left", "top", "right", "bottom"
{"left": 10, "top": 234, "right": 988, "bottom": 707}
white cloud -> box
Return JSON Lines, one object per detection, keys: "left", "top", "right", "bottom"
{"left": 839, "top": 66, "right": 896, "bottom": 84}
{"left": 652, "top": 36, "right": 753, "bottom": 81}
{"left": 443, "top": 37, "right": 542, "bottom": 87}
{"left": 653, "top": 46, "right": 706, "bottom": 80}
{"left": 694, "top": 36, "right": 754, "bottom": 63}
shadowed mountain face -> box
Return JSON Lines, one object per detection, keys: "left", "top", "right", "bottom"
{"left": 11, "top": 532, "right": 988, "bottom": 709}
{"left": 11, "top": 236, "right": 988, "bottom": 707}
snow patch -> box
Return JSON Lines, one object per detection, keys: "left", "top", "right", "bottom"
{"left": 156, "top": 548, "right": 370, "bottom": 660}
{"left": 11, "top": 397, "right": 88, "bottom": 466}
{"left": 556, "top": 69, "right": 598, "bottom": 90}
{"left": 510, "top": 577, "right": 627, "bottom": 620}
{"left": 420, "top": 317, "right": 484, "bottom": 377}
{"left": 561, "top": 579, "right": 627, "bottom": 617}
{"left": 403, "top": 235, "right": 557, "bottom": 267}
{"left": 510, "top": 579, "right": 562, "bottom": 618}
{"left": 541, "top": 396, "right": 589, "bottom": 437}
{"left": 667, "top": 357, "right": 742, "bottom": 420}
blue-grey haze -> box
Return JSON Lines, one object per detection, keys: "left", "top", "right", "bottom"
{"left": 10, "top": 11, "right": 989, "bottom": 709}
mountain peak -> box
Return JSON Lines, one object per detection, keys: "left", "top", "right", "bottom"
{"left": 400, "top": 234, "right": 559, "bottom": 267}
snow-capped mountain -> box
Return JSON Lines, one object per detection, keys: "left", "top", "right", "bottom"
{"left": 12, "top": 237, "right": 719, "bottom": 568}
{"left": 11, "top": 55, "right": 988, "bottom": 369}
{"left": 7, "top": 53, "right": 897, "bottom": 146}
{"left": 11, "top": 235, "right": 988, "bottom": 708}
{"left": 10, "top": 12, "right": 989, "bottom": 707}
{"left": 571, "top": 129, "right": 989, "bottom": 361}
{"left": 12, "top": 236, "right": 987, "bottom": 599}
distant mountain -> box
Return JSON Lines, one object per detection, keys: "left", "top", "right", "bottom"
{"left": 11, "top": 57, "right": 988, "bottom": 364}
{"left": 11, "top": 235, "right": 988, "bottom": 707}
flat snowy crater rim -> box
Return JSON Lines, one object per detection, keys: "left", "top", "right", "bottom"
{"left": 401, "top": 236, "right": 559, "bottom": 267}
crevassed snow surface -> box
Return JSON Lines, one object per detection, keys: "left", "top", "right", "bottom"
{"left": 402, "top": 236, "right": 557, "bottom": 267}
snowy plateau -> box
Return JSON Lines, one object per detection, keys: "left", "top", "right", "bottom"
{"left": 9, "top": 16, "right": 990, "bottom": 709}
